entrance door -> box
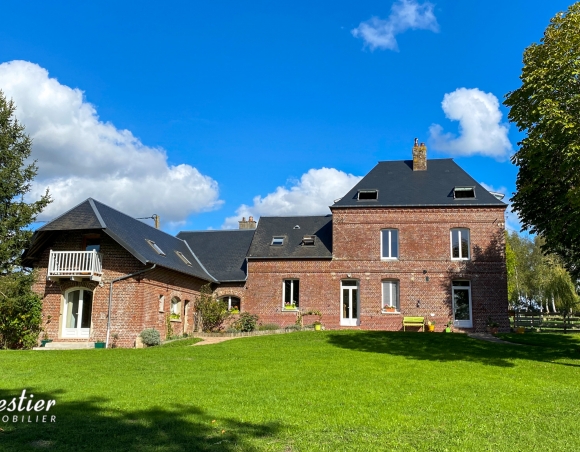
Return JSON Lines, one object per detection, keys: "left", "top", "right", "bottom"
{"left": 341, "top": 280, "right": 359, "bottom": 326}
{"left": 63, "top": 289, "right": 93, "bottom": 338}
{"left": 452, "top": 281, "right": 472, "bottom": 328}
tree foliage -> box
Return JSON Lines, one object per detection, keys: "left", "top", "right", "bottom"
{"left": 194, "top": 284, "right": 230, "bottom": 332}
{"left": 0, "top": 272, "right": 43, "bottom": 349}
{"left": 0, "top": 90, "right": 51, "bottom": 275}
{"left": 504, "top": 3, "right": 580, "bottom": 279}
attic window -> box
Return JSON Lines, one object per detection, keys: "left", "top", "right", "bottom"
{"left": 175, "top": 251, "right": 192, "bottom": 266}
{"left": 454, "top": 187, "right": 476, "bottom": 199}
{"left": 293, "top": 225, "right": 300, "bottom": 229}
{"left": 302, "top": 235, "right": 315, "bottom": 246}
{"left": 146, "top": 239, "right": 166, "bottom": 256}
{"left": 358, "top": 190, "right": 378, "bottom": 200}
{"left": 271, "top": 236, "right": 284, "bottom": 246}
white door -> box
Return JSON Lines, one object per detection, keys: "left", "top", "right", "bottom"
{"left": 63, "top": 289, "right": 93, "bottom": 338}
{"left": 341, "top": 280, "right": 359, "bottom": 326}
{"left": 452, "top": 281, "right": 472, "bottom": 328}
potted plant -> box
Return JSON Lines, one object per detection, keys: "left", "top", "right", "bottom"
{"left": 313, "top": 320, "right": 322, "bottom": 331}
{"left": 383, "top": 305, "right": 397, "bottom": 313}
{"left": 230, "top": 307, "right": 240, "bottom": 314}
{"left": 486, "top": 317, "right": 499, "bottom": 334}
{"left": 111, "top": 333, "right": 119, "bottom": 348}
{"left": 170, "top": 313, "right": 181, "bottom": 320}
{"left": 427, "top": 320, "right": 436, "bottom": 332}
{"left": 94, "top": 340, "right": 106, "bottom": 349}
{"left": 40, "top": 332, "right": 52, "bottom": 347}
{"left": 445, "top": 321, "right": 453, "bottom": 333}
{"left": 284, "top": 302, "right": 296, "bottom": 310}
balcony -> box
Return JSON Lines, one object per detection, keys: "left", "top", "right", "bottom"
{"left": 47, "top": 250, "right": 103, "bottom": 282}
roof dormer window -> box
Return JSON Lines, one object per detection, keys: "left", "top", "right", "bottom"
{"left": 146, "top": 239, "right": 166, "bottom": 256}
{"left": 358, "top": 189, "right": 378, "bottom": 200}
{"left": 454, "top": 187, "right": 475, "bottom": 199}
{"left": 271, "top": 236, "right": 284, "bottom": 246}
{"left": 302, "top": 235, "right": 315, "bottom": 246}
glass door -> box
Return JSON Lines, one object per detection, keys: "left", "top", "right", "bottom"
{"left": 452, "top": 281, "right": 472, "bottom": 328}
{"left": 63, "top": 289, "right": 93, "bottom": 338}
{"left": 341, "top": 280, "right": 359, "bottom": 326}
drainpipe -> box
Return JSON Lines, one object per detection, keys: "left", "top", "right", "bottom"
{"left": 105, "top": 264, "right": 157, "bottom": 348}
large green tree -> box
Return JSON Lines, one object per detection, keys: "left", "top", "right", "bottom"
{"left": 504, "top": 3, "right": 580, "bottom": 279}
{"left": 0, "top": 90, "right": 51, "bottom": 275}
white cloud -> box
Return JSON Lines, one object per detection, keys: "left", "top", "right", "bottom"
{"left": 429, "top": 88, "right": 513, "bottom": 159}
{"left": 351, "top": 0, "right": 439, "bottom": 51}
{"left": 222, "top": 168, "right": 362, "bottom": 229}
{"left": 480, "top": 182, "right": 521, "bottom": 232}
{"left": 0, "top": 60, "right": 222, "bottom": 224}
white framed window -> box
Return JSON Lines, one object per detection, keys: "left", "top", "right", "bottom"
{"left": 283, "top": 279, "right": 299, "bottom": 309}
{"left": 170, "top": 297, "right": 181, "bottom": 318}
{"left": 175, "top": 251, "right": 192, "bottom": 266}
{"left": 450, "top": 228, "right": 470, "bottom": 260}
{"left": 158, "top": 295, "right": 165, "bottom": 312}
{"left": 145, "top": 239, "right": 166, "bottom": 256}
{"left": 219, "top": 295, "right": 241, "bottom": 312}
{"left": 381, "top": 229, "right": 399, "bottom": 260}
{"left": 382, "top": 281, "right": 399, "bottom": 312}
{"left": 271, "top": 236, "right": 284, "bottom": 246}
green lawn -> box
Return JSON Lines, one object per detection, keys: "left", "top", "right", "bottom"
{"left": 1, "top": 331, "right": 579, "bottom": 451}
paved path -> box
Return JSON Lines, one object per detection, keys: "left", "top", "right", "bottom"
{"left": 192, "top": 336, "right": 245, "bottom": 346}
{"left": 467, "top": 332, "right": 523, "bottom": 345}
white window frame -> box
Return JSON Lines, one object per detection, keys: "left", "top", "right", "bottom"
{"left": 170, "top": 297, "right": 181, "bottom": 317}
{"left": 220, "top": 295, "right": 241, "bottom": 312}
{"left": 283, "top": 279, "right": 299, "bottom": 310}
{"left": 380, "top": 229, "right": 399, "bottom": 260}
{"left": 450, "top": 228, "right": 470, "bottom": 260}
{"left": 381, "top": 280, "right": 400, "bottom": 313}
{"left": 452, "top": 280, "right": 473, "bottom": 328}
{"left": 271, "top": 236, "right": 284, "bottom": 246}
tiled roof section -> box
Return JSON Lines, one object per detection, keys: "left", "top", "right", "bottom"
{"left": 247, "top": 215, "right": 332, "bottom": 259}
{"left": 177, "top": 230, "right": 255, "bottom": 282}
{"left": 332, "top": 159, "right": 507, "bottom": 208}
{"left": 36, "top": 198, "right": 216, "bottom": 282}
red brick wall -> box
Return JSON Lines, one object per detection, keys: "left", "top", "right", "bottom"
{"left": 32, "top": 230, "right": 206, "bottom": 347}
{"left": 244, "top": 206, "right": 509, "bottom": 332}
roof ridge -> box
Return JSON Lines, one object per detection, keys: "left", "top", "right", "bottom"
{"left": 88, "top": 198, "right": 107, "bottom": 228}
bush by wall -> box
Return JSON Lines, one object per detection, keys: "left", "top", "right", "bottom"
{"left": 139, "top": 328, "right": 161, "bottom": 346}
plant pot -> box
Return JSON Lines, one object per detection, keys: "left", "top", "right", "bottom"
{"left": 40, "top": 339, "right": 52, "bottom": 347}
{"left": 428, "top": 324, "right": 435, "bottom": 332}
{"left": 314, "top": 324, "right": 322, "bottom": 331}
{"left": 284, "top": 306, "right": 296, "bottom": 310}
{"left": 445, "top": 327, "right": 451, "bottom": 333}
{"left": 516, "top": 327, "right": 525, "bottom": 334}
{"left": 94, "top": 342, "right": 106, "bottom": 349}
{"left": 489, "top": 327, "right": 499, "bottom": 335}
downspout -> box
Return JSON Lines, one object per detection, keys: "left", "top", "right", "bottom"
{"left": 105, "top": 264, "right": 157, "bottom": 348}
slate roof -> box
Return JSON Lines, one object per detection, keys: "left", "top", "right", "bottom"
{"left": 24, "top": 198, "right": 216, "bottom": 282}
{"left": 332, "top": 159, "right": 507, "bottom": 208}
{"left": 177, "top": 230, "right": 255, "bottom": 282}
{"left": 247, "top": 216, "right": 333, "bottom": 259}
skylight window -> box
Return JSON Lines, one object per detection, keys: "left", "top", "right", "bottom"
{"left": 358, "top": 190, "right": 378, "bottom": 200}
{"left": 271, "top": 236, "right": 284, "bottom": 246}
{"left": 454, "top": 187, "right": 476, "bottom": 199}
{"left": 175, "top": 251, "right": 192, "bottom": 266}
{"left": 146, "top": 239, "right": 166, "bottom": 256}
{"left": 302, "top": 235, "right": 315, "bottom": 246}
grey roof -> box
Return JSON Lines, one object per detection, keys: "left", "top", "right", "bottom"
{"left": 25, "top": 198, "right": 216, "bottom": 282}
{"left": 247, "top": 216, "right": 332, "bottom": 259}
{"left": 332, "top": 159, "right": 507, "bottom": 208}
{"left": 177, "top": 230, "right": 255, "bottom": 282}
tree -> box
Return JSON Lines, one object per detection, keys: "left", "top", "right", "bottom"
{"left": 0, "top": 90, "right": 51, "bottom": 275}
{"left": 194, "top": 284, "right": 230, "bottom": 332}
{"left": 504, "top": 3, "right": 580, "bottom": 280}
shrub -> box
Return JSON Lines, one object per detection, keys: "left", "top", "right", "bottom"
{"left": 140, "top": 328, "right": 161, "bottom": 346}
{"left": 258, "top": 323, "right": 280, "bottom": 331}
{"left": 232, "top": 312, "right": 259, "bottom": 332}
{"left": 194, "top": 284, "right": 230, "bottom": 332}
{"left": 0, "top": 272, "right": 43, "bottom": 349}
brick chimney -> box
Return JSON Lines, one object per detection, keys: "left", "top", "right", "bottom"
{"left": 412, "top": 138, "right": 427, "bottom": 171}
{"left": 238, "top": 216, "right": 257, "bottom": 230}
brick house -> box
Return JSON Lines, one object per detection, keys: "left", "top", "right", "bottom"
{"left": 25, "top": 142, "right": 508, "bottom": 347}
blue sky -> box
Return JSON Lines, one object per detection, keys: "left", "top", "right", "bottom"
{"left": 0, "top": 0, "right": 572, "bottom": 233}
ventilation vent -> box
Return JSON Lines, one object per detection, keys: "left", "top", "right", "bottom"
{"left": 357, "top": 190, "right": 378, "bottom": 200}
{"left": 302, "top": 235, "right": 315, "bottom": 246}
{"left": 293, "top": 225, "right": 300, "bottom": 229}
{"left": 490, "top": 191, "right": 505, "bottom": 200}
{"left": 454, "top": 187, "right": 475, "bottom": 199}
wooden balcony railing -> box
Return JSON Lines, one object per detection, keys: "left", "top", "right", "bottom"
{"left": 47, "top": 250, "right": 103, "bottom": 282}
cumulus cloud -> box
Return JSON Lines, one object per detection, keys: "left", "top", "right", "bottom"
{"left": 351, "top": 0, "right": 439, "bottom": 51}
{"left": 0, "top": 60, "right": 222, "bottom": 224}
{"left": 480, "top": 182, "right": 520, "bottom": 232}
{"left": 429, "top": 88, "right": 513, "bottom": 159}
{"left": 222, "top": 168, "right": 362, "bottom": 229}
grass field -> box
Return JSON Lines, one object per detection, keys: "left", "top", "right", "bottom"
{"left": 1, "top": 331, "right": 579, "bottom": 451}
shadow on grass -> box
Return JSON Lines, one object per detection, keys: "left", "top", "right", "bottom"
{"left": 326, "top": 331, "right": 580, "bottom": 368}
{"left": 0, "top": 389, "right": 280, "bottom": 452}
